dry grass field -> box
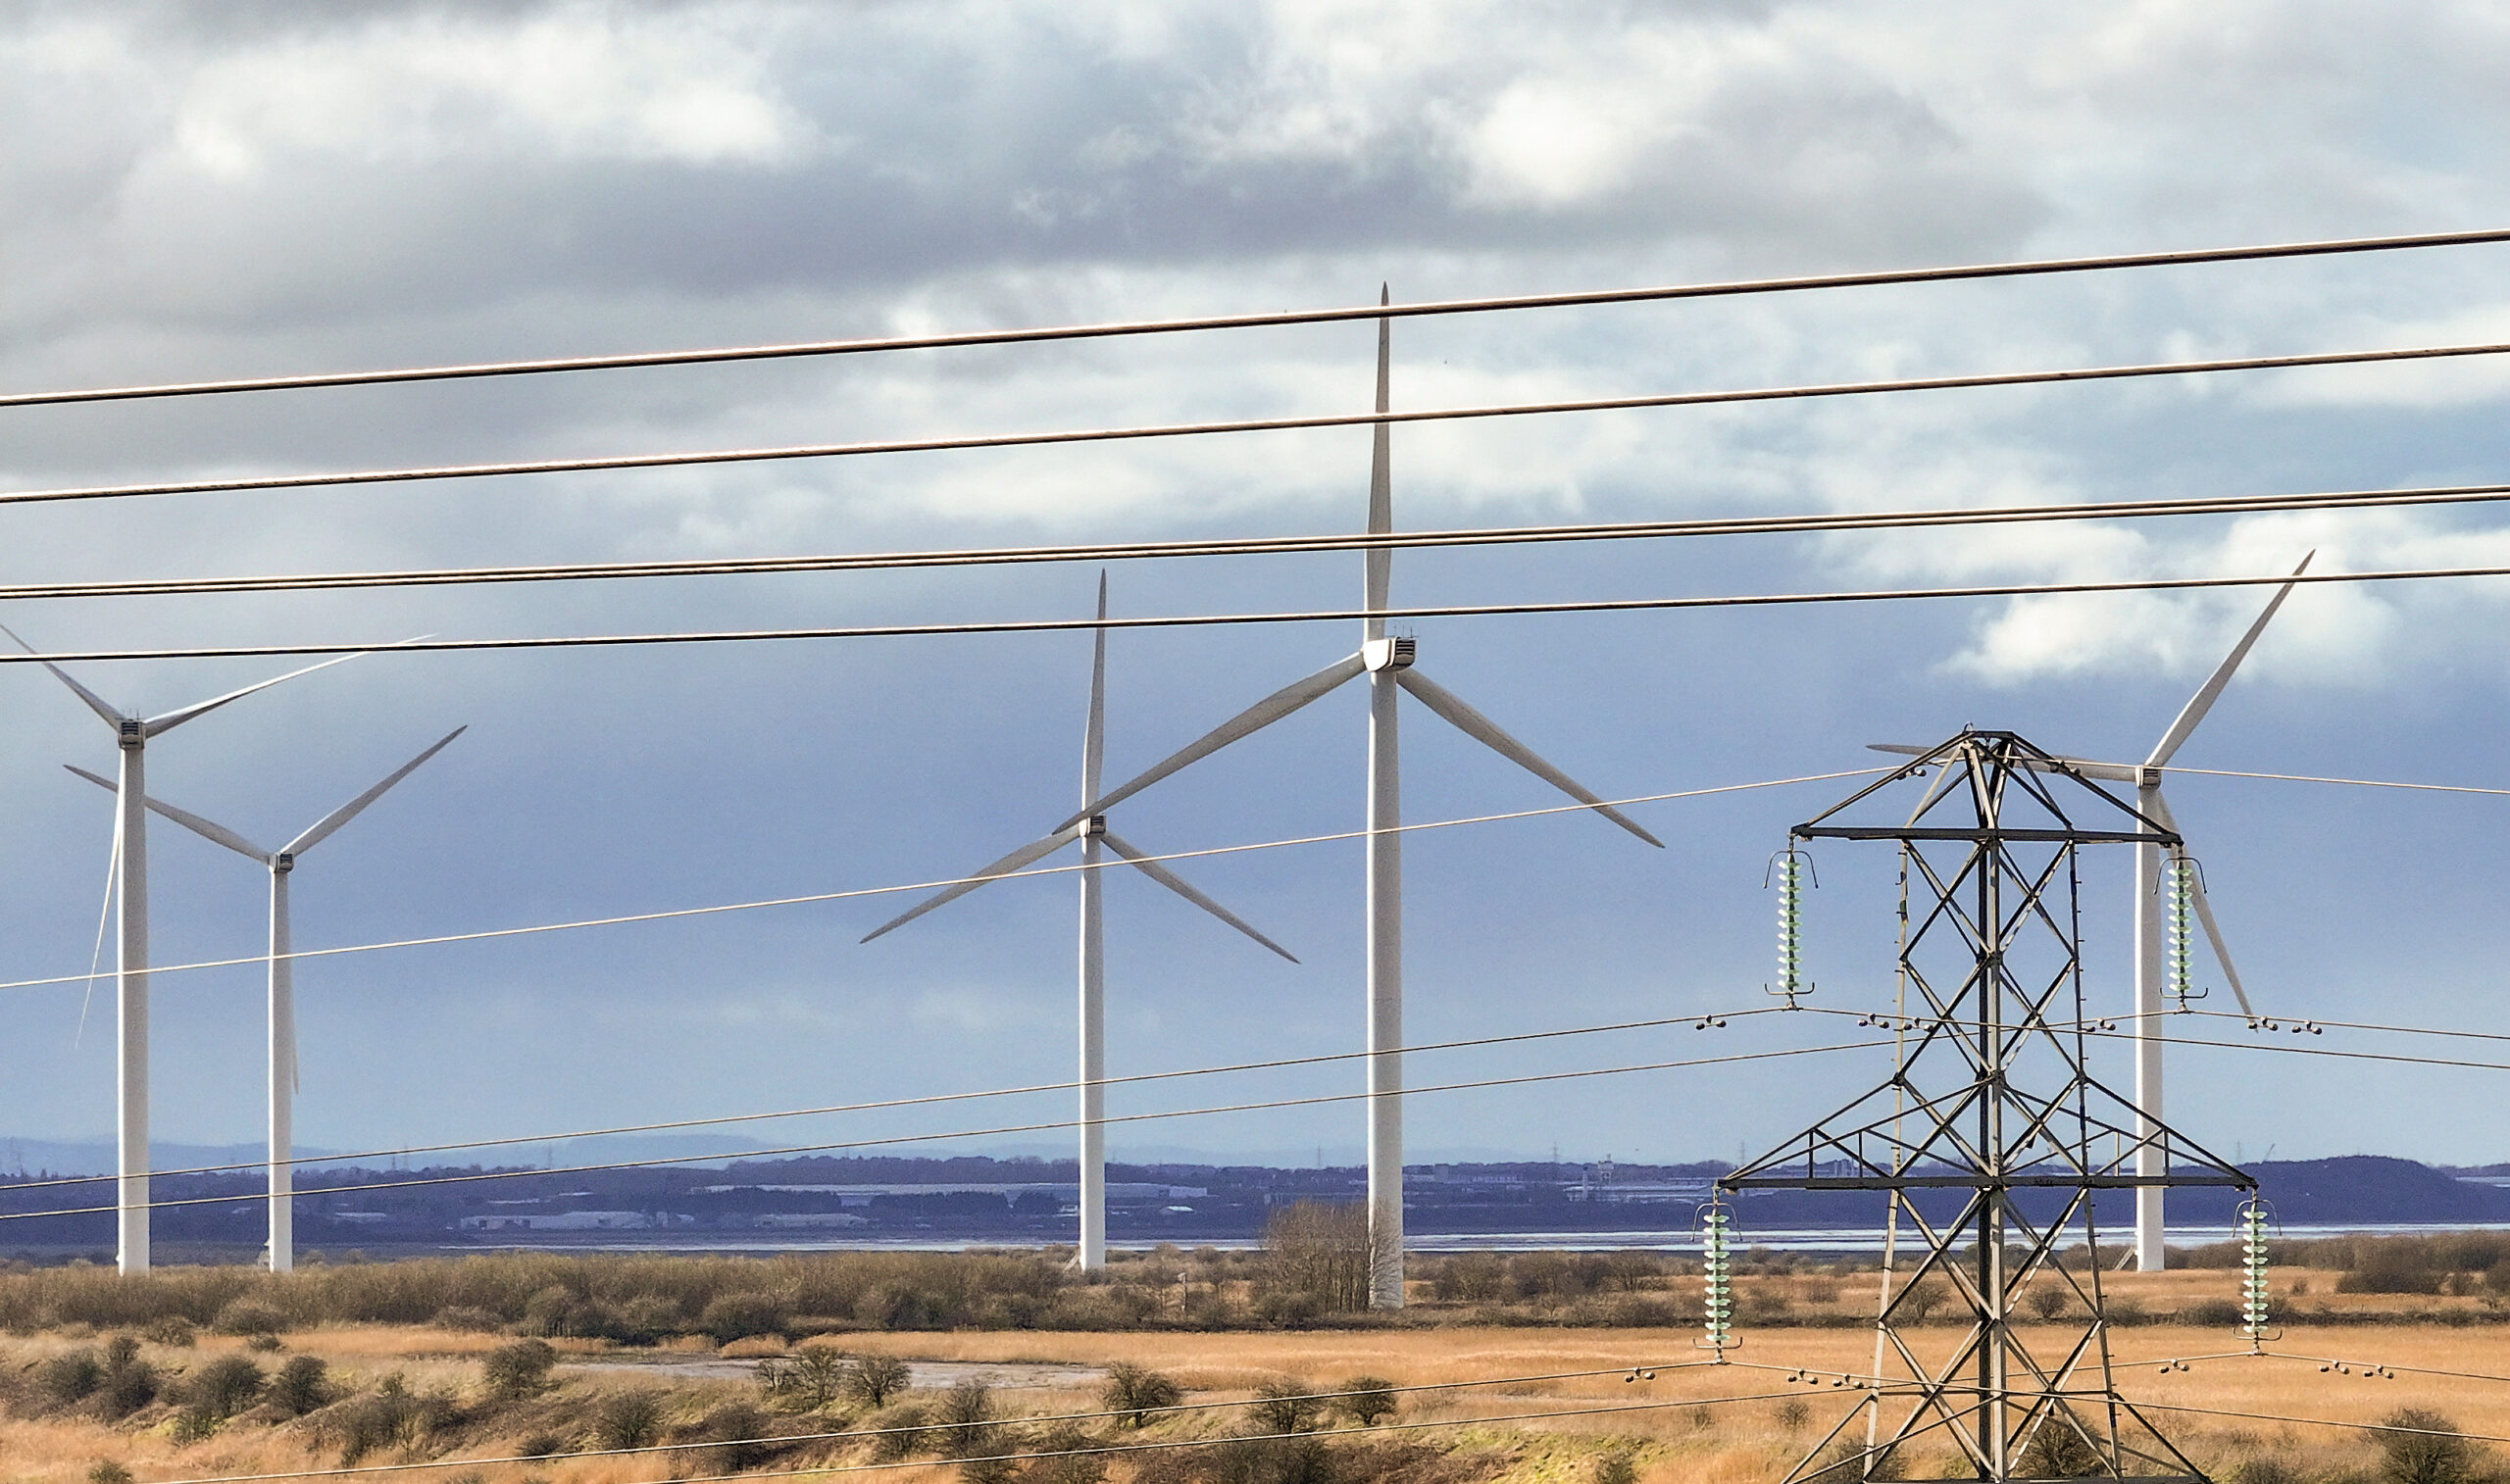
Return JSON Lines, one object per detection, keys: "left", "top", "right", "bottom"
{"left": 0, "top": 1262, "right": 2504, "bottom": 1484}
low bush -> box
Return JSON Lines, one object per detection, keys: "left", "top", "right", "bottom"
{"left": 1249, "top": 1378, "right": 1324, "bottom": 1436}
{"left": 41, "top": 1349, "right": 106, "bottom": 1405}
{"left": 143, "top": 1315, "right": 198, "bottom": 1347}
{"left": 1024, "top": 1421, "right": 1108, "bottom": 1484}
{"left": 432, "top": 1306, "right": 504, "bottom": 1333}
{"left": 682, "top": 1401, "right": 774, "bottom": 1473}
{"left": 1103, "top": 1360, "right": 1183, "bottom": 1427}
{"left": 700, "top": 1293, "right": 789, "bottom": 1344}
{"left": 482, "top": 1338, "right": 558, "bottom": 1401}
{"left": 1334, "top": 1376, "right": 1397, "bottom": 1427}
{"left": 849, "top": 1352, "right": 912, "bottom": 1408}
{"left": 184, "top": 1355, "right": 267, "bottom": 1418}
{"left": 869, "top": 1403, "right": 931, "bottom": 1461}
{"left": 597, "top": 1391, "right": 669, "bottom": 1451}
{"left": 212, "top": 1298, "right": 291, "bottom": 1336}
{"left": 2372, "top": 1409, "right": 2486, "bottom": 1484}
{"left": 271, "top": 1356, "right": 333, "bottom": 1415}
{"left": 939, "top": 1378, "right": 995, "bottom": 1458}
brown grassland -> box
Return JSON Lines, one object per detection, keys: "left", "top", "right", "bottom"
{"left": 2, "top": 1253, "right": 2508, "bottom": 1484}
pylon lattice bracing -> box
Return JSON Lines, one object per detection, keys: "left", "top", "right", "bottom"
{"left": 1721, "top": 730, "right": 2255, "bottom": 1484}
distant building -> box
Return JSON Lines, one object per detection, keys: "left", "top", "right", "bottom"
{"left": 459, "top": 1211, "right": 668, "bottom": 1231}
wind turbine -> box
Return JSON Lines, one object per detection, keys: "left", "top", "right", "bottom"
{"left": 1056, "top": 293, "right": 1665, "bottom": 1308}
{"left": 1872, "top": 553, "right": 2311, "bottom": 1270}
{"left": 69, "top": 725, "right": 466, "bottom": 1272}
{"left": 6, "top": 627, "right": 372, "bottom": 1275}
{"left": 862, "top": 574, "right": 1295, "bottom": 1271}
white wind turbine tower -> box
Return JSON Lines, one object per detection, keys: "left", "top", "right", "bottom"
{"left": 69, "top": 726, "right": 466, "bottom": 1272}
{"left": 1061, "top": 294, "right": 1664, "bottom": 1308}
{"left": 6, "top": 627, "right": 369, "bottom": 1275}
{"left": 861, "top": 573, "right": 1295, "bottom": 1271}
{"left": 1873, "top": 553, "right": 2311, "bottom": 1270}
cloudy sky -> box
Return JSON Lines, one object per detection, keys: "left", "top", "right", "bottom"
{"left": 4, "top": 1, "right": 2510, "bottom": 1188}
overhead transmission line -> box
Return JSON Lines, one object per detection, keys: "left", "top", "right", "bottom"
{"left": 10, "top": 337, "right": 2510, "bottom": 513}
{"left": 8, "top": 225, "right": 2503, "bottom": 411}
{"left": 13, "top": 560, "right": 2510, "bottom": 666}
{"left": 10, "top": 995, "right": 2502, "bottom": 1197}
{"left": 25, "top": 1010, "right": 2510, "bottom": 1225}
{"left": 0, "top": 767, "right": 1881, "bottom": 994}
{"left": 0, "top": 1035, "right": 1895, "bottom": 1224}
{"left": 0, "top": 752, "right": 2494, "bottom": 1000}
{"left": 0, "top": 1003, "right": 1813, "bottom": 1194}
{"left": 11, "top": 477, "right": 2510, "bottom": 604}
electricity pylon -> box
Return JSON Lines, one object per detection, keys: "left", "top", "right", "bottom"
{"left": 1725, "top": 730, "right": 2252, "bottom": 1483}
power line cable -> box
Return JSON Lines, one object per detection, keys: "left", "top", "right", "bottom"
{"left": 11, "top": 476, "right": 2510, "bottom": 605}
{"left": 2161, "top": 765, "right": 2510, "bottom": 797}
{"left": 2187, "top": 1007, "right": 2510, "bottom": 1044}
{"left": 0, "top": 767, "right": 1880, "bottom": 994}
{"left": 11, "top": 337, "right": 2510, "bottom": 512}
{"left": 0, "top": 1004, "right": 1808, "bottom": 1194}
{"left": 0, "top": 1036, "right": 1895, "bottom": 1223}
{"left": 13, "top": 560, "right": 2510, "bottom": 666}
{"left": 11, "top": 223, "right": 2504, "bottom": 410}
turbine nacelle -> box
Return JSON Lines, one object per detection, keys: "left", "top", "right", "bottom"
{"left": 1363, "top": 636, "right": 1416, "bottom": 671}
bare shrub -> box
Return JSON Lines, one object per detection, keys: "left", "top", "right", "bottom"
{"left": 143, "top": 1315, "right": 197, "bottom": 1347}
{"left": 1777, "top": 1398, "right": 1812, "bottom": 1431}
{"left": 482, "top": 1338, "right": 558, "bottom": 1401}
{"left": 1024, "top": 1422, "right": 1108, "bottom": 1484}
{"left": 869, "top": 1403, "right": 931, "bottom": 1461}
{"left": 2016, "top": 1418, "right": 2104, "bottom": 1478}
{"left": 939, "top": 1378, "right": 996, "bottom": 1458}
{"left": 1894, "top": 1278, "right": 1951, "bottom": 1323}
{"left": 432, "top": 1306, "right": 504, "bottom": 1333}
{"left": 1431, "top": 1254, "right": 1507, "bottom": 1303}
{"left": 184, "top": 1355, "right": 267, "bottom": 1418}
{"left": 212, "top": 1298, "right": 291, "bottom": 1336}
{"left": 596, "top": 1391, "right": 668, "bottom": 1451}
{"left": 1596, "top": 1450, "right": 1639, "bottom": 1484}
{"left": 271, "top": 1356, "right": 333, "bottom": 1415}
{"left": 1250, "top": 1377, "right": 1325, "bottom": 1436}
{"left": 849, "top": 1353, "right": 913, "bottom": 1408}
{"left": 762, "top": 1341, "right": 852, "bottom": 1408}
{"left": 682, "top": 1402, "right": 774, "bottom": 1473}
{"left": 41, "top": 1349, "right": 106, "bottom": 1405}
{"left": 1102, "top": 1360, "right": 1183, "bottom": 1427}
{"left": 1334, "top": 1376, "right": 1398, "bottom": 1427}
{"left": 87, "top": 1463, "right": 133, "bottom": 1484}
{"left": 2373, "top": 1409, "right": 2486, "bottom": 1484}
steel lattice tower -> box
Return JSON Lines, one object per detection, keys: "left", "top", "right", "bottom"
{"left": 1724, "top": 730, "right": 2254, "bottom": 1483}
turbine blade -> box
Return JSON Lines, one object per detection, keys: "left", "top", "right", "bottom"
{"left": 2147, "top": 552, "right": 2315, "bottom": 767}
{"left": 1867, "top": 743, "right": 1929, "bottom": 757}
{"left": 3, "top": 623, "right": 126, "bottom": 727}
{"left": 63, "top": 764, "right": 271, "bottom": 861}
{"left": 2147, "top": 789, "right": 2256, "bottom": 1015}
{"left": 1053, "top": 654, "right": 1368, "bottom": 830}
{"left": 1365, "top": 285, "right": 1393, "bottom": 629}
{"left": 1082, "top": 572, "right": 1108, "bottom": 806}
{"left": 1099, "top": 829, "right": 1298, "bottom": 963}
{"left": 141, "top": 654, "right": 364, "bottom": 736}
{"left": 284, "top": 725, "right": 467, "bottom": 857}
{"left": 1395, "top": 668, "right": 1664, "bottom": 847}
{"left": 860, "top": 828, "right": 1077, "bottom": 943}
